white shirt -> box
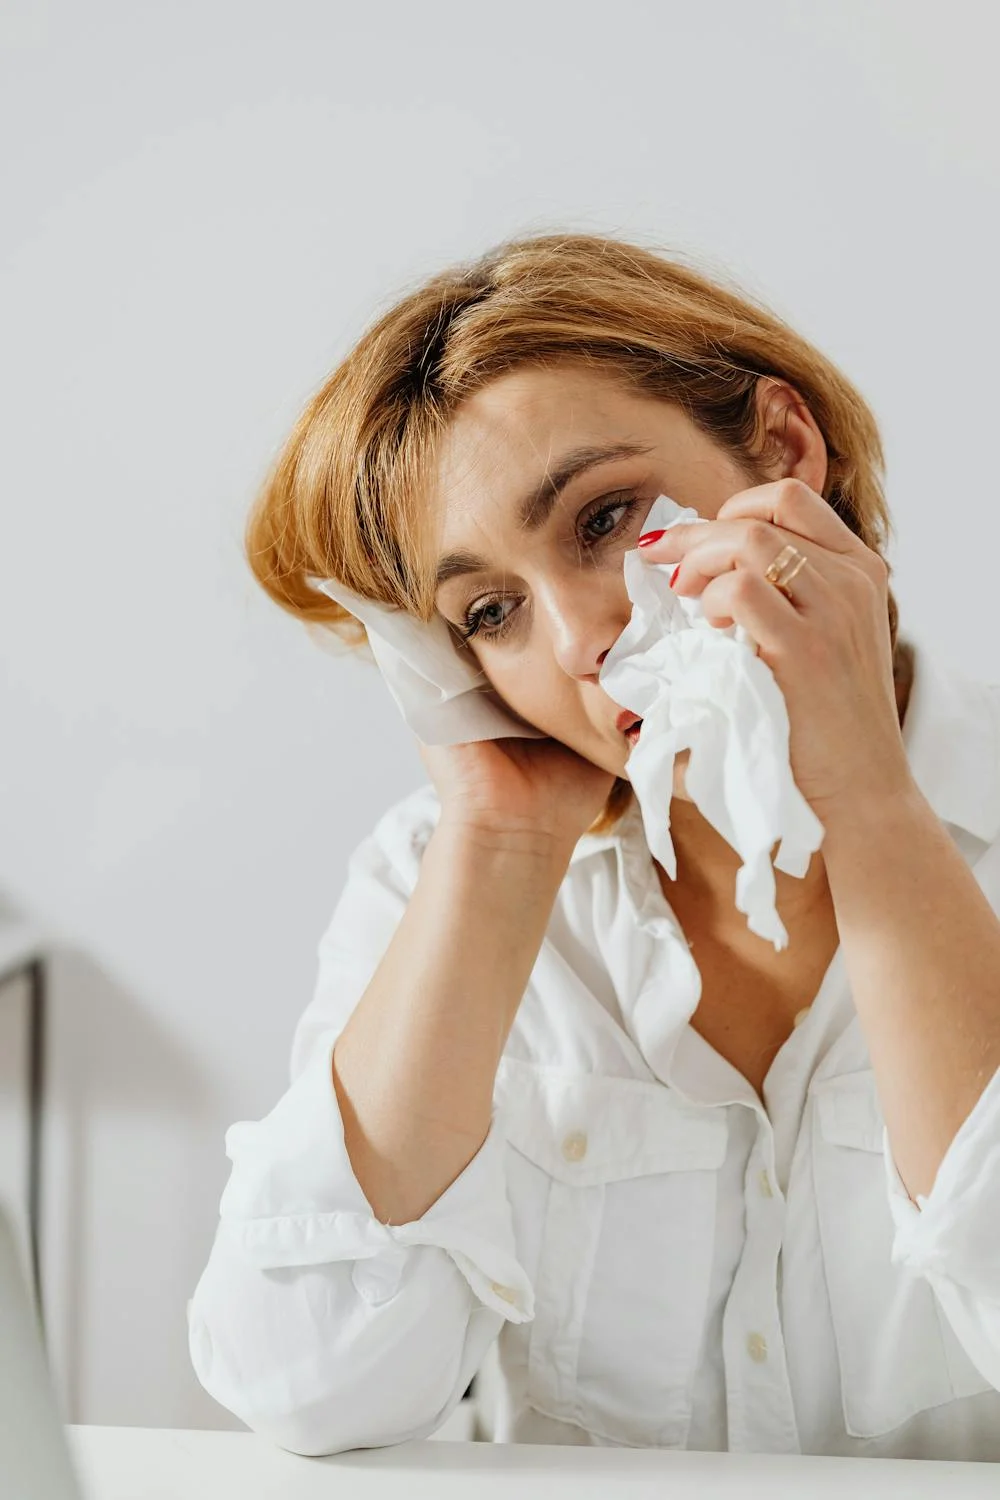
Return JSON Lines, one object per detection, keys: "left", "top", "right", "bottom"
{"left": 188, "top": 637, "right": 1000, "bottom": 1461}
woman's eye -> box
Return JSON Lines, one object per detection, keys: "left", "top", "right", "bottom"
{"left": 460, "top": 596, "right": 514, "bottom": 642}
{"left": 460, "top": 492, "right": 642, "bottom": 642}
{"left": 580, "top": 492, "right": 642, "bottom": 545}
{"left": 478, "top": 601, "right": 508, "bottom": 631}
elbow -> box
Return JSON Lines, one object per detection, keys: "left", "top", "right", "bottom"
{"left": 243, "top": 1403, "right": 393, "bottom": 1460}
{"left": 188, "top": 1303, "right": 376, "bottom": 1456}
{"left": 188, "top": 1307, "right": 467, "bottom": 1457}
{"left": 186, "top": 1249, "right": 493, "bottom": 1457}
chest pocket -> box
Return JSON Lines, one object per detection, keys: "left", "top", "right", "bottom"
{"left": 811, "top": 1069, "right": 994, "bottom": 1438}
{"left": 494, "top": 1057, "right": 728, "bottom": 1448}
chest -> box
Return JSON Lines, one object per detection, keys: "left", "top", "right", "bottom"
{"left": 494, "top": 1043, "right": 999, "bottom": 1454}
{"left": 683, "top": 912, "right": 842, "bottom": 1096}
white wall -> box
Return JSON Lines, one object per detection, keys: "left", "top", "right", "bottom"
{"left": 1, "top": 0, "right": 998, "bottom": 1429}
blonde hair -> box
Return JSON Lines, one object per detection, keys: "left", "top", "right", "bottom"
{"left": 246, "top": 230, "right": 899, "bottom": 836}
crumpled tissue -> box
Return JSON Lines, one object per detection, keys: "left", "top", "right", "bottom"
{"left": 307, "top": 491, "right": 824, "bottom": 949}
{"left": 596, "top": 492, "right": 825, "bottom": 950}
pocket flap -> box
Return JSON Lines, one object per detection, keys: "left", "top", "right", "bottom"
{"left": 494, "top": 1056, "right": 728, "bottom": 1185}
{"left": 813, "top": 1070, "right": 885, "bottom": 1153}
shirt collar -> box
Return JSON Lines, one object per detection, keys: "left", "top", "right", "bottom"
{"left": 570, "top": 634, "right": 1000, "bottom": 866}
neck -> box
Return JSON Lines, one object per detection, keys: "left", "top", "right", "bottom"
{"left": 663, "top": 803, "right": 833, "bottom": 931}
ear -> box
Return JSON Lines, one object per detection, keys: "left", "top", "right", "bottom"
{"left": 753, "top": 377, "right": 829, "bottom": 497}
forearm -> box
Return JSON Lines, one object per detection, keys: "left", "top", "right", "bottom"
{"left": 819, "top": 781, "right": 1000, "bottom": 1202}
{"left": 332, "top": 819, "right": 572, "bottom": 1225}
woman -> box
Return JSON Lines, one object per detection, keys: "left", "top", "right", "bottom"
{"left": 188, "top": 232, "right": 1000, "bottom": 1459}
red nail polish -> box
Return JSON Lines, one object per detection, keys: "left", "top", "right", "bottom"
{"left": 669, "top": 565, "right": 681, "bottom": 588}
{"left": 637, "top": 529, "right": 665, "bottom": 547}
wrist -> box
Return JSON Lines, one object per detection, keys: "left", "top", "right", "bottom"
{"left": 816, "top": 775, "right": 929, "bottom": 860}
{"left": 433, "top": 814, "right": 575, "bottom": 870}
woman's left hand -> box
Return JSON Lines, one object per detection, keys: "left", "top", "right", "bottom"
{"left": 638, "top": 478, "right": 917, "bottom": 819}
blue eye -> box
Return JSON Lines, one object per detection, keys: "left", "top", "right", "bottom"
{"left": 459, "top": 494, "right": 642, "bottom": 642}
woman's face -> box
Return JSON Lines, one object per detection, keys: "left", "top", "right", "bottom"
{"left": 431, "top": 360, "right": 769, "bottom": 798}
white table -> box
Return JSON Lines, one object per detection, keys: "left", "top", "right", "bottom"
{"left": 67, "top": 1426, "right": 999, "bottom": 1498}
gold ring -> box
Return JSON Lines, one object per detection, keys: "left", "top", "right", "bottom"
{"left": 763, "top": 544, "right": 808, "bottom": 602}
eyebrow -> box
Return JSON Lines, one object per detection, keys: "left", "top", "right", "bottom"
{"left": 434, "top": 440, "right": 657, "bottom": 594}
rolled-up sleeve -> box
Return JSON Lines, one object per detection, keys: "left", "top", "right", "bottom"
{"left": 187, "top": 797, "right": 534, "bottom": 1456}
{"left": 883, "top": 1060, "right": 1000, "bottom": 1390}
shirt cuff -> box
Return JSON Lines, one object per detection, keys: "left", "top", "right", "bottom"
{"left": 216, "top": 1028, "right": 535, "bottom": 1322}
{"left": 884, "top": 1060, "right": 1000, "bottom": 1301}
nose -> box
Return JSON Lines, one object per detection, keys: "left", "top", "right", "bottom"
{"left": 541, "top": 574, "right": 628, "bottom": 681}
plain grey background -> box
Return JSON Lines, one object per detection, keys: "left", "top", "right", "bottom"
{"left": 1, "top": 0, "right": 998, "bottom": 1431}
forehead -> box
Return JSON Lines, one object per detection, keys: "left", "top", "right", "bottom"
{"left": 432, "top": 362, "right": 649, "bottom": 517}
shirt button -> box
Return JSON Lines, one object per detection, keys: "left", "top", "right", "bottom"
{"left": 792, "top": 1006, "right": 810, "bottom": 1028}
{"left": 561, "top": 1131, "right": 588, "bottom": 1162}
{"left": 490, "top": 1281, "right": 518, "bottom": 1304}
{"left": 758, "top": 1168, "right": 774, "bottom": 1198}
{"left": 746, "top": 1331, "right": 768, "bottom": 1363}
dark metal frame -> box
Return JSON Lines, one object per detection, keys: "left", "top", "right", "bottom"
{"left": 27, "top": 958, "right": 45, "bottom": 1328}
{"left": 1, "top": 956, "right": 45, "bottom": 1330}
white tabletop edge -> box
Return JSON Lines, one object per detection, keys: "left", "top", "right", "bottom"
{"left": 65, "top": 1424, "right": 1000, "bottom": 1500}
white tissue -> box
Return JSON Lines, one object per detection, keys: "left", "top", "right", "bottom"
{"left": 307, "top": 491, "right": 824, "bottom": 949}
{"left": 305, "top": 573, "right": 547, "bottom": 745}
{"left": 597, "top": 493, "right": 824, "bottom": 950}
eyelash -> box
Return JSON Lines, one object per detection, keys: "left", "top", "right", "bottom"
{"left": 458, "top": 493, "right": 643, "bottom": 643}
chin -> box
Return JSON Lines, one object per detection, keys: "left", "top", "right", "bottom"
{"left": 617, "top": 746, "right": 693, "bottom": 797}
{"left": 617, "top": 743, "right": 694, "bottom": 801}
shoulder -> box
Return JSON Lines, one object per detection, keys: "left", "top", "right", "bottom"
{"left": 901, "top": 640, "right": 1000, "bottom": 855}
{"left": 344, "top": 781, "right": 443, "bottom": 898}
{"left": 289, "top": 784, "right": 443, "bottom": 1079}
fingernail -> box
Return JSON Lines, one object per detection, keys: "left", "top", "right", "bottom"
{"left": 637, "top": 529, "right": 665, "bottom": 547}
{"left": 669, "top": 565, "right": 681, "bottom": 588}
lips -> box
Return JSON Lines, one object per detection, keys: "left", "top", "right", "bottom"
{"left": 615, "top": 708, "right": 643, "bottom": 734}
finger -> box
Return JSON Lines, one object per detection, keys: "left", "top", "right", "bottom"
{"left": 696, "top": 565, "right": 804, "bottom": 654}
{"left": 715, "top": 477, "right": 862, "bottom": 555}
{"left": 667, "top": 521, "right": 828, "bottom": 605}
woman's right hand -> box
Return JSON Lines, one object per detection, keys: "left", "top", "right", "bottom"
{"left": 418, "top": 734, "right": 619, "bottom": 857}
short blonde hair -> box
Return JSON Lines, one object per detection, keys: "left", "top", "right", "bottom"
{"left": 246, "top": 231, "right": 899, "bottom": 835}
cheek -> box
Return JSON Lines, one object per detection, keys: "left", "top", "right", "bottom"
{"left": 485, "top": 666, "right": 529, "bottom": 707}
{"left": 486, "top": 658, "right": 549, "bottom": 713}
{"left": 490, "top": 671, "right": 586, "bottom": 745}
{"left": 483, "top": 672, "right": 551, "bottom": 734}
